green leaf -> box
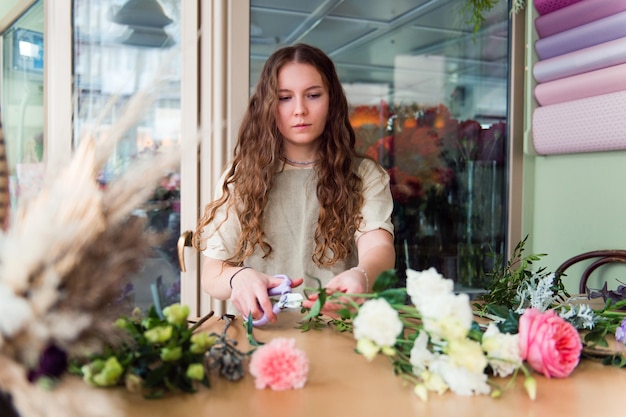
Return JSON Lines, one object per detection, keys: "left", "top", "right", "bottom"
{"left": 295, "top": 317, "right": 327, "bottom": 332}
{"left": 497, "top": 310, "right": 521, "bottom": 335}
{"left": 372, "top": 269, "right": 398, "bottom": 293}
{"left": 467, "top": 321, "right": 484, "bottom": 342}
{"left": 302, "top": 289, "right": 327, "bottom": 321}
{"left": 485, "top": 304, "right": 510, "bottom": 318}
{"left": 377, "top": 288, "right": 408, "bottom": 305}
{"left": 245, "top": 315, "right": 263, "bottom": 347}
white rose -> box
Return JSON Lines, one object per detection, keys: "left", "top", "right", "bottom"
{"left": 420, "top": 292, "right": 473, "bottom": 340}
{"left": 406, "top": 267, "right": 452, "bottom": 308}
{"left": 430, "top": 355, "right": 491, "bottom": 396}
{"left": 482, "top": 323, "right": 522, "bottom": 377}
{"left": 409, "top": 330, "right": 434, "bottom": 373}
{"left": 353, "top": 298, "right": 403, "bottom": 348}
{"left": 446, "top": 338, "right": 487, "bottom": 374}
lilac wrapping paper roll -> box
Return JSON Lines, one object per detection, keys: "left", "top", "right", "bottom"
{"left": 535, "top": 11, "right": 626, "bottom": 60}
{"left": 533, "top": 90, "right": 626, "bottom": 155}
{"left": 535, "top": 0, "right": 626, "bottom": 38}
{"left": 533, "top": 37, "right": 626, "bottom": 83}
{"left": 534, "top": 63, "right": 626, "bottom": 106}
{"left": 534, "top": 0, "right": 583, "bottom": 16}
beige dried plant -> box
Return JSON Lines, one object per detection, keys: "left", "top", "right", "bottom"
{"left": 0, "top": 87, "right": 183, "bottom": 417}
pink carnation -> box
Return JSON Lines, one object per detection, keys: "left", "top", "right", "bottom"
{"left": 518, "top": 308, "right": 582, "bottom": 378}
{"left": 249, "top": 338, "right": 309, "bottom": 390}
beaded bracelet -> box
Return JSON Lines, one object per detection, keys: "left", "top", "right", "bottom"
{"left": 229, "top": 266, "right": 251, "bottom": 289}
{"left": 350, "top": 266, "right": 370, "bottom": 291}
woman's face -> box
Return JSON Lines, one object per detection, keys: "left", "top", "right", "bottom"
{"left": 275, "top": 62, "right": 329, "bottom": 155}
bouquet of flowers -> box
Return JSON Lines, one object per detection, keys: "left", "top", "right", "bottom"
{"left": 301, "top": 240, "right": 626, "bottom": 401}
{"left": 72, "top": 305, "right": 254, "bottom": 399}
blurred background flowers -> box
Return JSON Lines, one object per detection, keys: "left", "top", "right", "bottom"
{"left": 351, "top": 102, "right": 507, "bottom": 291}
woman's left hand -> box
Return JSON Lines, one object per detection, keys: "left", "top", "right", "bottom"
{"left": 301, "top": 269, "right": 366, "bottom": 317}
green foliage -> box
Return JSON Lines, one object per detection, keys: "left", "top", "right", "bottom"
{"left": 298, "top": 269, "right": 401, "bottom": 333}
{"left": 462, "top": 0, "right": 526, "bottom": 36}
{"left": 478, "top": 235, "right": 568, "bottom": 310}
{"left": 462, "top": 0, "right": 500, "bottom": 35}
{"left": 71, "top": 305, "right": 246, "bottom": 398}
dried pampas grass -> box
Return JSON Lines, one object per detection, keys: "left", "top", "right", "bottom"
{"left": 0, "top": 87, "right": 183, "bottom": 417}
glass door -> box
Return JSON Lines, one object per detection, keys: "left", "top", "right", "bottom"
{"left": 72, "top": 0, "right": 188, "bottom": 314}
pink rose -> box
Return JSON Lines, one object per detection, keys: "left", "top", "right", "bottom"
{"left": 518, "top": 308, "right": 582, "bottom": 378}
{"left": 249, "top": 338, "right": 309, "bottom": 390}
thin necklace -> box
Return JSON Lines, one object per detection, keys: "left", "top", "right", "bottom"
{"left": 282, "top": 155, "right": 320, "bottom": 166}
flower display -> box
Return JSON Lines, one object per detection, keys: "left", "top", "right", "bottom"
{"left": 351, "top": 102, "right": 508, "bottom": 289}
{"left": 75, "top": 304, "right": 218, "bottom": 397}
{"left": 300, "top": 240, "right": 626, "bottom": 401}
{"left": 248, "top": 338, "right": 309, "bottom": 390}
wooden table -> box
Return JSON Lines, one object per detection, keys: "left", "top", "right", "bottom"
{"left": 4, "top": 312, "right": 625, "bottom": 417}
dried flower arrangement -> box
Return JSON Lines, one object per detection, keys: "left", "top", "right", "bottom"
{"left": 0, "top": 89, "right": 181, "bottom": 417}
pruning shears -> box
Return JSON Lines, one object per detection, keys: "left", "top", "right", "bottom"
{"left": 252, "top": 274, "right": 303, "bottom": 326}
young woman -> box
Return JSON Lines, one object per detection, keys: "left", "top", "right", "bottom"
{"left": 194, "top": 43, "right": 395, "bottom": 322}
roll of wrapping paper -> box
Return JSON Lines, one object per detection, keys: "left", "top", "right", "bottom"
{"left": 532, "top": 90, "right": 626, "bottom": 155}
{"left": 535, "top": 0, "right": 626, "bottom": 38}
{"left": 534, "top": 0, "right": 583, "bottom": 16}
{"left": 533, "top": 37, "right": 626, "bottom": 83}
{"left": 534, "top": 63, "right": 626, "bottom": 106}
{"left": 535, "top": 11, "right": 626, "bottom": 60}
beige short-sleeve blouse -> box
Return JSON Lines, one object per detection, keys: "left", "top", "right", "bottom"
{"left": 202, "top": 158, "right": 394, "bottom": 292}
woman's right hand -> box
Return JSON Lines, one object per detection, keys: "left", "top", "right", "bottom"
{"left": 229, "top": 268, "right": 277, "bottom": 322}
{"left": 230, "top": 268, "right": 304, "bottom": 323}
{"left": 200, "top": 257, "right": 302, "bottom": 323}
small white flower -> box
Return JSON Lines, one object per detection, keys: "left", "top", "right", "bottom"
{"left": 356, "top": 338, "right": 380, "bottom": 361}
{"left": 420, "top": 292, "right": 473, "bottom": 340}
{"left": 481, "top": 323, "right": 522, "bottom": 377}
{"left": 430, "top": 355, "right": 491, "bottom": 396}
{"left": 446, "top": 338, "right": 487, "bottom": 375}
{"left": 420, "top": 369, "right": 448, "bottom": 395}
{"left": 353, "top": 298, "right": 403, "bottom": 348}
{"left": 409, "top": 330, "right": 434, "bottom": 374}
{"left": 406, "top": 267, "right": 452, "bottom": 308}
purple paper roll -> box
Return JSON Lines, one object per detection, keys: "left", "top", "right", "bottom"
{"left": 534, "top": 0, "right": 583, "bottom": 16}
{"left": 534, "top": 63, "right": 626, "bottom": 106}
{"left": 535, "top": 11, "right": 626, "bottom": 60}
{"left": 535, "top": 0, "right": 626, "bottom": 38}
{"left": 533, "top": 90, "right": 626, "bottom": 155}
{"left": 533, "top": 37, "right": 626, "bottom": 83}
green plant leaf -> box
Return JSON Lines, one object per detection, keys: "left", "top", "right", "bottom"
{"left": 378, "top": 288, "right": 408, "bottom": 305}
{"left": 372, "top": 269, "right": 398, "bottom": 293}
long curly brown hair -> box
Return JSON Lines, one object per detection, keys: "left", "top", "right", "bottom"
{"left": 195, "top": 43, "right": 367, "bottom": 267}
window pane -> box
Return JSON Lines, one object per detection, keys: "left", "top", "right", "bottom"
{"left": 73, "top": 0, "right": 183, "bottom": 311}
{"left": 1, "top": 0, "right": 44, "bottom": 214}
{"left": 250, "top": 0, "right": 509, "bottom": 292}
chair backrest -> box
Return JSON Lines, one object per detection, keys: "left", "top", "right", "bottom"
{"left": 554, "top": 250, "right": 626, "bottom": 294}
